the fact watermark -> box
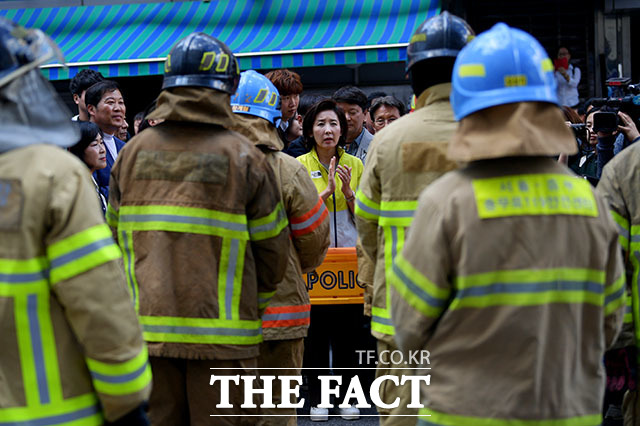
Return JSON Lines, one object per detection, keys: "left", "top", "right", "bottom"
{"left": 208, "top": 349, "right": 431, "bottom": 414}
{"left": 356, "top": 349, "right": 430, "bottom": 366}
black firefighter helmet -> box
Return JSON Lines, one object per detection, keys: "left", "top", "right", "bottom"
{"left": 406, "top": 11, "right": 475, "bottom": 73}
{"left": 162, "top": 32, "right": 240, "bottom": 95}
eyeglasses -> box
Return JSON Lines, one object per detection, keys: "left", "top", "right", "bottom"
{"left": 374, "top": 117, "right": 398, "bottom": 126}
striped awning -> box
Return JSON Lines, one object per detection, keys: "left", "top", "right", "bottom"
{"left": 0, "top": 0, "right": 439, "bottom": 80}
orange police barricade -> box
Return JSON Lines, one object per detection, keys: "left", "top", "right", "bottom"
{"left": 304, "top": 247, "right": 365, "bottom": 304}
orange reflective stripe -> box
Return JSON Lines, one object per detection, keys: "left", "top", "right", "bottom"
{"left": 290, "top": 198, "right": 328, "bottom": 237}
{"left": 262, "top": 304, "right": 311, "bottom": 328}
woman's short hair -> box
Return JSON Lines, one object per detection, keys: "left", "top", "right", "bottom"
{"left": 69, "top": 121, "right": 102, "bottom": 163}
{"left": 302, "top": 99, "right": 348, "bottom": 152}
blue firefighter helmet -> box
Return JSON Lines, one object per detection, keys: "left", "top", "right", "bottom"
{"left": 231, "top": 70, "right": 281, "bottom": 126}
{"left": 451, "top": 23, "right": 558, "bottom": 121}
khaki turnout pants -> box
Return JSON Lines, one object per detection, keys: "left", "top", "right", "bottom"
{"left": 149, "top": 356, "right": 261, "bottom": 426}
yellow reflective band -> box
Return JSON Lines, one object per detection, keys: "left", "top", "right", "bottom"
{"left": 375, "top": 225, "right": 405, "bottom": 336}
{"left": 631, "top": 226, "right": 640, "bottom": 251}
{"left": 120, "top": 230, "right": 140, "bottom": 312}
{"left": 625, "top": 312, "right": 633, "bottom": 324}
{"left": 625, "top": 300, "right": 633, "bottom": 324}
{"left": 458, "top": 64, "right": 486, "bottom": 78}
{"left": 86, "top": 346, "right": 151, "bottom": 396}
{"left": 472, "top": 174, "right": 598, "bottom": 219}
{"left": 258, "top": 290, "right": 276, "bottom": 310}
{"left": 378, "top": 200, "right": 417, "bottom": 227}
{"left": 390, "top": 253, "right": 450, "bottom": 318}
{"left": 0, "top": 256, "right": 48, "bottom": 296}
{"left": 140, "top": 315, "right": 263, "bottom": 345}
{"left": 542, "top": 58, "right": 554, "bottom": 72}
{"left": 119, "top": 204, "right": 249, "bottom": 240}
{"left": 86, "top": 346, "right": 148, "bottom": 376}
{"left": 418, "top": 407, "right": 601, "bottom": 425}
{"left": 610, "top": 210, "right": 630, "bottom": 247}
{"left": 14, "top": 293, "right": 64, "bottom": 406}
{"left": 371, "top": 306, "right": 395, "bottom": 335}
{"left": 355, "top": 190, "right": 380, "bottom": 221}
{"left": 0, "top": 392, "right": 102, "bottom": 424}
{"left": 47, "top": 224, "right": 113, "bottom": 260}
{"left": 605, "top": 274, "right": 626, "bottom": 316}
{"left": 39, "top": 294, "right": 63, "bottom": 404}
{"left": 14, "top": 295, "right": 39, "bottom": 406}
{"left": 232, "top": 240, "right": 247, "bottom": 319}
{"left": 457, "top": 268, "right": 605, "bottom": 289}
{"left": 504, "top": 74, "right": 527, "bottom": 87}
{"left": 106, "top": 203, "right": 119, "bottom": 228}
{"left": 452, "top": 268, "right": 605, "bottom": 310}
{"left": 248, "top": 202, "right": 288, "bottom": 241}
{"left": 47, "top": 224, "right": 121, "bottom": 285}
{"left": 630, "top": 251, "right": 640, "bottom": 365}
{"left": 218, "top": 238, "right": 247, "bottom": 321}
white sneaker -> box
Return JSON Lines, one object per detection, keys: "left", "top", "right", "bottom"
{"left": 310, "top": 406, "right": 329, "bottom": 422}
{"left": 338, "top": 405, "right": 360, "bottom": 420}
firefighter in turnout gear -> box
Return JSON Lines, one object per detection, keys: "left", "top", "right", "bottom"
{"left": 0, "top": 18, "right": 151, "bottom": 425}
{"left": 231, "top": 69, "right": 330, "bottom": 425}
{"left": 390, "top": 23, "right": 625, "bottom": 426}
{"left": 354, "top": 12, "right": 474, "bottom": 424}
{"left": 598, "top": 123, "right": 640, "bottom": 425}
{"left": 107, "top": 34, "right": 290, "bottom": 425}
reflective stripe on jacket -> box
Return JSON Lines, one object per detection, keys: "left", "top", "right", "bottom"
{"left": 355, "top": 83, "right": 459, "bottom": 341}
{"left": 391, "top": 157, "right": 624, "bottom": 425}
{"left": 598, "top": 143, "right": 640, "bottom": 351}
{"left": 108, "top": 88, "right": 290, "bottom": 360}
{"left": 0, "top": 145, "right": 151, "bottom": 423}
{"left": 298, "top": 146, "right": 363, "bottom": 248}
{"left": 231, "top": 115, "right": 330, "bottom": 341}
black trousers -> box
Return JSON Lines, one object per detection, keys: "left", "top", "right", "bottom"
{"left": 303, "top": 304, "right": 376, "bottom": 406}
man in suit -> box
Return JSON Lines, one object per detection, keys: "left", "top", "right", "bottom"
{"left": 86, "top": 80, "right": 126, "bottom": 199}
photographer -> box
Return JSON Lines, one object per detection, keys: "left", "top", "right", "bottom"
{"left": 592, "top": 108, "right": 640, "bottom": 178}
{"left": 565, "top": 107, "right": 598, "bottom": 184}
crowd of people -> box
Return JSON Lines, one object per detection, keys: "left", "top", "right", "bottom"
{"left": 2, "top": 8, "right": 640, "bottom": 426}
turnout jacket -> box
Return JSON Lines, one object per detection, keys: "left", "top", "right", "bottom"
{"left": 598, "top": 143, "right": 640, "bottom": 350}
{"left": 0, "top": 145, "right": 151, "bottom": 424}
{"left": 355, "top": 83, "right": 458, "bottom": 342}
{"left": 107, "top": 88, "right": 290, "bottom": 360}
{"left": 391, "top": 156, "right": 625, "bottom": 426}
{"left": 231, "top": 115, "right": 330, "bottom": 341}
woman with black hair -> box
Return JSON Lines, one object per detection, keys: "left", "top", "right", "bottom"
{"left": 297, "top": 99, "right": 364, "bottom": 421}
{"left": 68, "top": 121, "right": 108, "bottom": 214}
{"left": 297, "top": 99, "right": 363, "bottom": 248}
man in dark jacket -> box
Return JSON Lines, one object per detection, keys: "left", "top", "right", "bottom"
{"left": 86, "top": 79, "right": 126, "bottom": 199}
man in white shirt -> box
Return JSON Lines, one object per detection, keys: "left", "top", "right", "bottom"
{"left": 85, "top": 80, "right": 127, "bottom": 199}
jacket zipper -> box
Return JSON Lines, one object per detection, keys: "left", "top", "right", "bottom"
{"left": 332, "top": 192, "right": 337, "bottom": 247}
